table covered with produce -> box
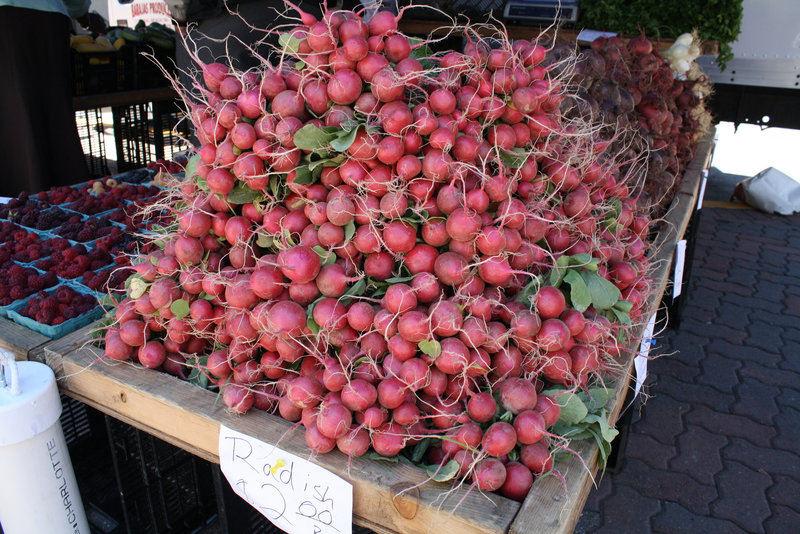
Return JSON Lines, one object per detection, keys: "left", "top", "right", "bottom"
{"left": 2, "top": 6, "right": 715, "bottom": 533}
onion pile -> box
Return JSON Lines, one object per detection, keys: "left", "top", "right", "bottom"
{"left": 102, "top": 6, "right": 705, "bottom": 500}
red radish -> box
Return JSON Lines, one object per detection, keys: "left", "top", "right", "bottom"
{"left": 498, "top": 377, "right": 538, "bottom": 414}
{"left": 337, "top": 428, "right": 371, "bottom": 457}
{"left": 316, "top": 402, "right": 352, "bottom": 439}
{"left": 541, "top": 350, "right": 573, "bottom": 384}
{"left": 473, "top": 458, "right": 507, "bottom": 491}
{"left": 513, "top": 410, "right": 546, "bottom": 444}
{"left": 520, "top": 442, "right": 553, "bottom": 475}
{"left": 467, "top": 392, "right": 497, "bottom": 423}
{"left": 371, "top": 423, "right": 406, "bottom": 457}
{"left": 535, "top": 286, "right": 566, "bottom": 318}
{"left": 536, "top": 319, "right": 571, "bottom": 352}
{"left": 341, "top": 379, "right": 378, "bottom": 412}
{"left": 222, "top": 383, "right": 254, "bottom": 414}
{"left": 500, "top": 461, "right": 534, "bottom": 501}
{"left": 482, "top": 422, "right": 517, "bottom": 457}
{"left": 277, "top": 245, "right": 321, "bottom": 283}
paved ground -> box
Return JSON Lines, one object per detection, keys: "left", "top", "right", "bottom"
{"left": 574, "top": 206, "right": 800, "bottom": 534}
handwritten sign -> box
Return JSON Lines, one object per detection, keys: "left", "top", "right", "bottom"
{"left": 219, "top": 425, "right": 353, "bottom": 534}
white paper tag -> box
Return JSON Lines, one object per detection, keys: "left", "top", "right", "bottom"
{"left": 576, "top": 29, "right": 618, "bottom": 43}
{"left": 672, "top": 240, "right": 687, "bottom": 299}
{"left": 633, "top": 313, "right": 657, "bottom": 401}
{"left": 218, "top": 425, "right": 353, "bottom": 534}
{"left": 697, "top": 170, "right": 708, "bottom": 210}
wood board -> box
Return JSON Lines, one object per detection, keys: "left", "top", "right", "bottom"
{"left": 0, "top": 315, "right": 51, "bottom": 361}
{"left": 37, "top": 130, "right": 715, "bottom": 534}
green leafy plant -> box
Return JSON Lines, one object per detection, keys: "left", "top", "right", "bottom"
{"left": 578, "top": 0, "right": 743, "bottom": 69}
{"left": 543, "top": 385, "right": 620, "bottom": 469}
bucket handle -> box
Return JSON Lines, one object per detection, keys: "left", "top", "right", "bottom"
{"left": 0, "top": 349, "right": 21, "bottom": 395}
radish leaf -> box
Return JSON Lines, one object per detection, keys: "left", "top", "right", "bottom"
{"left": 170, "top": 299, "right": 190, "bottom": 319}
{"left": 581, "top": 270, "right": 621, "bottom": 309}
{"left": 418, "top": 339, "right": 442, "bottom": 358}
{"left": 564, "top": 270, "right": 591, "bottom": 312}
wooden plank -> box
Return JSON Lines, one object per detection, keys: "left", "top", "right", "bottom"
{"left": 509, "top": 127, "right": 715, "bottom": 534}
{"left": 398, "top": 20, "right": 719, "bottom": 55}
{"left": 72, "top": 87, "right": 177, "bottom": 111}
{"left": 0, "top": 315, "right": 51, "bottom": 361}
{"left": 46, "top": 330, "right": 520, "bottom": 534}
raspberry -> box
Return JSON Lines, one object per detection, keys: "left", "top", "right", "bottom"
{"left": 40, "top": 295, "right": 58, "bottom": 310}
{"left": 56, "top": 286, "right": 73, "bottom": 304}
{"left": 28, "top": 275, "right": 44, "bottom": 290}
{"left": 52, "top": 317, "right": 65, "bottom": 325}
{"left": 10, "top": 286, "right": 26, "bottom": 300}
{"left": 63, "top": 265, "right": 84, "bottom": 279}
{"left": 74, "top": 256, "right": 91, "bottom": 270}
{"left": 41, "top": 271, "right": 58, "bottom": 287}
{"left": 35, "top": 310, "right": 56, "bottom": 324}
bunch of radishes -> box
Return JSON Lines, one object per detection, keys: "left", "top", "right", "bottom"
{"left": 103, "top": 5, "right": 666, "bottom": 501}
{"left": 561, "top": 33, "right": 709, "bottom": 216}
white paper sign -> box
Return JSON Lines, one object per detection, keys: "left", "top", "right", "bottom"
{"left": 672, "top": 240, "right": 687, "bottom": 299}
{"left": 697, "top": 170, "right": 708, "bottom": 210}
{"left": 633, "top": 313, "right": 657, "bottom": 401}
{"left": 218, "top": 425, "right": 353, "bottom": 534}
{"left": 576, "top": 29, "right": 618, "bottom": 43}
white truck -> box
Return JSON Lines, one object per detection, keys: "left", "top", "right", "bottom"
{"left": 107, "top": 0, "right": 173, "bottom": 27}
{"left": 697, "top": 0, "right": 800, "bottom": 129}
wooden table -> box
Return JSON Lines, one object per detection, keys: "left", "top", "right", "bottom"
{"left": 0, "top": 315, "right": 50, "bottom": 361}
{"left": 25, "top": 130, "right": 715, "bottom": 534}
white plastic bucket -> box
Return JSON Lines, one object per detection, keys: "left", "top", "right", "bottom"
{"left": 0, "top": 354, "right": 90, "bottom": 534}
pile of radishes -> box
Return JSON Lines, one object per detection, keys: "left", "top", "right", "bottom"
{"left": 101, "top": 5, "right": 702, "bottom": 502}
{"left": 560, "top": 33, "right": 709, "bottom": 216}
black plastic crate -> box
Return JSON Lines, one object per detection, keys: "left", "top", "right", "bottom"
{"left": 62, "top": 400, "right": 124, "bottom": 534}
{"left": 112, "top": 101, "right": 189, "bottom": 172}
{"left": 105, "top": 417, "right": 218, "bottom": 534}
{"left": 118, "top": 44, "right": 174, "bottom": 91}
{"left": 72, "top": 50, "right": 125, "bottom": 96}
{"left": 75, "top": 108, "right": 111, "bottom": 178}
{"left": 60, "top": 394, "right": 94, "bottom": 446}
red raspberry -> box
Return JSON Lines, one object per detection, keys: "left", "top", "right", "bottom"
{"left": 10, "top": 286, "right": 26, "bottom": 300}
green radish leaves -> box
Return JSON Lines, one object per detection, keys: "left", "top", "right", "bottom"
{"left": 418, "top": 339, "right": 442, "bottom": 359}
{"left": 426, "top": 460, "right": 460, "bottom": 482}
{"left": 498, "top": 148, "right": 529, "bottom": 169}
{"left": 293, "top": 124, "right": 340, "bottom": 152}
{"left": 546, "top": 253, "right": 628, "bottom": 322}
{"left": 329, "top": 126, "right": 360, "bottom": 152}
{"left": 563, "top": 270, "right": 592, "bottom": 312}
{"left": 543, "top": 386, "right": 620, "bottom": 470}
{"left": 582, "top": 270, "right": 621, "bottom": 310}
{"left": 278, "top": 33, "right": 302, "bottom": 55}
{"left": 187, "top": 354, "right": 210, "bottom": 389}
{"left": 184, "top": 153, "right": 200, "bottom": 180}
{"left": 170, "top": 299, "right": 190, "bottom": 319}
{"left": 226, "top": 182, "right": 261, "bottom": 205}
{"left": 293, "top": 123, "right": 362, "bottom": 154}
